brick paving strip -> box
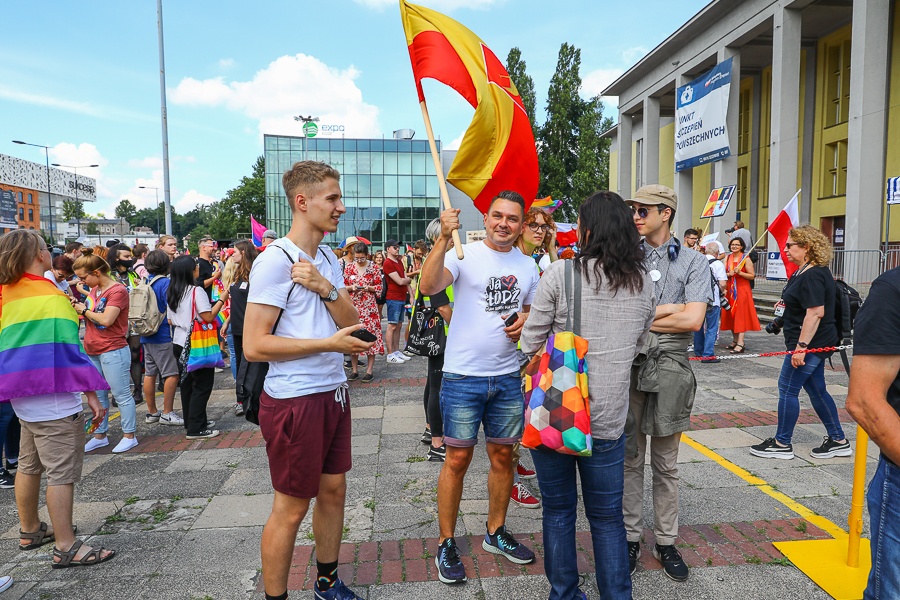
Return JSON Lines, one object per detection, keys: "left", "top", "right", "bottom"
{"left": 273, "top": 518, "right": 830, "bottom": 591}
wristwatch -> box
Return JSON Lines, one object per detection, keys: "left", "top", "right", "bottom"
{"left": 322, "top": 286, "right": 339, "bottom": 303}
{"left": 797, "top": 341, "right": 808, "bottom": 349}
{"left": 80, "top": 308, "right": 88, "bottom": 316}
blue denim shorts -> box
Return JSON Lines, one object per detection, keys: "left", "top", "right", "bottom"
{"left": 386, "top": 299, "right": 405, "bottom": 324}
{"left": 440, "top": 372, "right": 524, "bottom": 447}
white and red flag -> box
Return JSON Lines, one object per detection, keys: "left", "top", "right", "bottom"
{"left": 556, "top": 223, "right": 578, "bottom": 247}
{"left": 767, "top": 190, "right": 801, "bottom": 278}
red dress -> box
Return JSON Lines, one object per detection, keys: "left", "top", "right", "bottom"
{"left": 720, "top": 253, "right": 761, "bottom": 334}
{"left": 344, "top": 261, "right": 385, "bottom": 356}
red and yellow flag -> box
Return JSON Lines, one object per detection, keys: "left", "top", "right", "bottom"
{"left": 399, "top": 1, "right": 538, "bottom": 214}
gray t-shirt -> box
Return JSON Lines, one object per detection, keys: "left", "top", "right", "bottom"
{"left": 642, "top": 237, "right": 713, "bottom": 306}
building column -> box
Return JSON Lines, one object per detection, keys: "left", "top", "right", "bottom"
{"left": 673, "top": 74, "right": 693, "bottom": 238}
{"left": 617, "top": 111, "right": 633, "bottom": 199}
{"left": 845, "top": 0, "right": 890, "bottom": 264}
{"left": 714, "top": 46, "right": 741, "bottom": 234}
{"left": 749, "top": 73, "right": 762, "bottom": 236}
{"left": 643, "top": 96, "right": 660, "bottom": 186}
{"left": 766, "top": 3, "right": 802, "bottom": 251}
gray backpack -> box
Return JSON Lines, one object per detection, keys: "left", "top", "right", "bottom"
{"left": 129, "top": 276, "right": 166, "bottom": 336}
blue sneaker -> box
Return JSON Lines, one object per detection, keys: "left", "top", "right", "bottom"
{"left": 314, "top": 577, "right": 361, "bottom": 600}
{"left": 483, "top": 524, "right": 535, "bottom": 564}
{"left": 435, "top": 538, "right": 467, "bottom": 584}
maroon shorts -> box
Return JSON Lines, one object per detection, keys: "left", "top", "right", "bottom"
{"left": 258, "top": 387, "right": 352, "bottom": 499}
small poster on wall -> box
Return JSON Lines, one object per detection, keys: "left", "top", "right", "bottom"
{"left": 0, "top": 190, "right": 17, "bottom": 230}
{"left": 766, "top": 251, "right": 788, "bottom": 281}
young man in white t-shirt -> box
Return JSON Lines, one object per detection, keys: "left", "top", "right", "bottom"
{"left": 244, "top": 161, "right": 373, "bottom": 600}
{"left": 419, "top": 190, "right": 540, "bottom": 584}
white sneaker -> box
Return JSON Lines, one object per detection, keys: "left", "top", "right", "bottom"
{"left": 84, "top": 437, "right": 109, "bottom": 453}
{"left": 145, "top": 411, "right": 162, "bottom": 424}
{"left": 396, "top": 352, "right": 412, "bottom": 362}
{"left": 0, "top": 575, "right": 12, "bottom": 593}
{"left": 387, "top": 353, "right": 405, "bottom": 364}
{"left": 112, "top": 437, "right": 139, "bottom": 454}
{"left": 160, "top": 412, "right": 184, "bottom": 426}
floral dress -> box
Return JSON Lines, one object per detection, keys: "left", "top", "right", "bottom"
{"left": 344, "top": 261, "right": 385, "bottom": 356}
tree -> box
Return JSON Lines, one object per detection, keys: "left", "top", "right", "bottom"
{"left": 85, "top": 222, "right": 99, "bottom": 235}
{"left": 62, "top": 199, "right": 86, "bottom": 222}
{"left": 214, "top": 155, "right": 266, "bottom": 239}
{"left": 506, "top": 47, "right": 538, "bottom": 139}
{"left": 571, "top": 97, "right": 615, "bottom": 211}
{"left": 114, "top": 199, "right": 137, "bottom": 223}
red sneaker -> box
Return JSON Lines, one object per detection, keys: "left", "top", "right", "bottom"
{"left": 516, "top": 463, "right": 536, "bottom": 479}
{"left": 510, "top": 482, "right": 541, "bottom": 508}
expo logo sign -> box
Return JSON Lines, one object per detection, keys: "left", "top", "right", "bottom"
{"left": 320, "top": 124, "right": 345, "bottom": 136}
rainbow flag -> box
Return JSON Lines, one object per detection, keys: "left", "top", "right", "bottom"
{"left": 211, "top": 280, "right": 229, "bottom": 327}
{"left": 532, "top": 196, "right": 561, "bottom": 214}
{"left": 0, "top": 274, "right": 109, "bottom": 402}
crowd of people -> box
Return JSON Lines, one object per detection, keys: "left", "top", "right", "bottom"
{"left": 0, "top": 161, "right": 897, "bottom": 600}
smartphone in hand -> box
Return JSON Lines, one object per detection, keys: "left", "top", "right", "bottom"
{"left": 350, "top": 329, "right": 377, "bottom": 343}
{"left": 503, "top": 312, "right": 519, "bottom": 327}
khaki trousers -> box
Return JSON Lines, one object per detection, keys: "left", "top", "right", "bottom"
{"left": 623, "top": 377, "right": 682, "bottom": 546}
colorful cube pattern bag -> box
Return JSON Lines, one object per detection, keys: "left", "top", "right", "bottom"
{"left": 180, "top": 288, "right": 225, "bottom": 380}
{"left": 522, "top": 260, "right": 592, "bottom": 456}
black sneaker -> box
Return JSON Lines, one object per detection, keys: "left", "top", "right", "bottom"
{"left": 435, "top": 538, "right": 467, "bottom": 584}
{"left": 0, "top": 468, "right": 14, "bottom": 490}
{"left": 5, "top": 459, "right": 17, "bottom": 473}
{"left": 420, "top": 427, "right": 432, "bottom": 445}
{"left": 483, "top": 524, "right": 535, "bottom": 564}
{"left": 628, "top": 541, "right": 640, "bottom": 575}
{"left": 653, "top": 543, "right": 689, "bottom": 582}
{"left": 186, "top": 429, "right": 220, "bottom": 440}
{"left": 811, "top": 436, "right": 852, "bottom": 459}
{"left": 749, "top": 437, "right": 794, "bottom": 460}
{"left": 428, "top": 445, "right": 446, "bottom": 462}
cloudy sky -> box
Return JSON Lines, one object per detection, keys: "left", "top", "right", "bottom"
{"left": 1, "top": 0, "right": 707, "bottom": 218}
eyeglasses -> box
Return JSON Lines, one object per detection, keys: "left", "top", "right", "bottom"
{"left": 526, "top": 223, "right": 551, "bottom": 233}
{"left": 784, "top": 242, "right": 800, "bottom": 249}
{"left": 631, "top": 206, "right": 663, "bottom": 219}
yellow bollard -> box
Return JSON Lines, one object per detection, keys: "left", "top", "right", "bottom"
{"left": 847, "top": 425, "right": 869, "bottom": 568}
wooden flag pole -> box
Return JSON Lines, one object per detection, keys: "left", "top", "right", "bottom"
{"left": 419, "top": 99, "right": 465, "bottom": 259}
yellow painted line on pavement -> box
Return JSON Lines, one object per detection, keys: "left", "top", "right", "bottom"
{"left": 681, "top": 433, "right": 847, "bottom": 539}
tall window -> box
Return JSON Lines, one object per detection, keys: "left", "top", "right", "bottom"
{"left": 737, "top": 166, "right": 750, "bottom": 212}
{"left": 825, "top": 40, "right": 851, "bottom": 127}
{"left": 738, "top": 84, "right": 752, "bottom": 155}
{"left": 759, "top": 68, "right": 772, "bottom": 209}
{"left": 28, "top": 209, "right": 33, "bottom": 221}
{"left": 634, "top": 139, "right": 643, "bottom": 190}
{"left": 27, "top": 193, "right": 32, "bottom": 203}
{"left": 825, "top": 141, "right": 848, "bottom": 197}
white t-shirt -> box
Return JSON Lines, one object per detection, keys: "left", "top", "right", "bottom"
{"left": 44, "top": 270, "right": 70, "bottom": 294}
{"left": 167, "top": 286, "right": 211, "bottom": 348}
{"left": 443, "top": 241, "right": 540, "bottom": 376}
{"left": 248, "top": 238, "right": 346, "bottom": 399}
{"left": 11, "top": 392, "right": 82, "bottom": 423}
{"left": 707, "top": 257, "right": 727, "bottom": 305}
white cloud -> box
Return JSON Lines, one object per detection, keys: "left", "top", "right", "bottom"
{"left": 354, "top": 0, "right": 500, "bottom": 9}
{"left": 127, "top": 156, "right": 163, "bottom": 169}
{"left": 582, "top": 68, "right": 624, "bottom": 98}
{"left": 175, "top": 190, "right": 219, "bottom": 213}
{"left": 445, "top": 132, "right": 465, "bottom": 151}
{"left": 218, "top": 58, "right": 236, "bottom": 69}
{"left": 170, "top": 54, "right": 380, "bottom": 138}
{"left": 621, "top": 46, "right": 649, "bottom": 64}
{"left": 0, "top": 87, "right": 154, "bottom": 123}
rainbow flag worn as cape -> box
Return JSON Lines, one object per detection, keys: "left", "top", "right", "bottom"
{"left": 0, "top": 274, "right": 110, "bottom": 402}
{"left": 211, "top": 280, "right": 229, "bottom": 327}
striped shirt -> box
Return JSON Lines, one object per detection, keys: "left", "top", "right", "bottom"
{"left": 642, "top": 237, "right": 712, "bottom": 306}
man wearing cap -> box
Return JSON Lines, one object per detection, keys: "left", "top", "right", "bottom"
{"left": 195, "top": 237, "right": 221, "bottom": 302}
{"left": 382, "top": 240, "right": 412, "bottom": 363}
{"left": 262, "top": 230, "right": 277, "bottom": 247}
{"left": 625, "top": 184, "right": 710, "bottom": 582}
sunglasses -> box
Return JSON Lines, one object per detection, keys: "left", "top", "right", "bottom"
{"left": 784, "top": 242, "right": 800, "bottom": 249}
{"left": 527, "top": 223, "right": 551, "bottom": 233}
{"left": 631, "top": 206, "right": 664, "bottom": 219}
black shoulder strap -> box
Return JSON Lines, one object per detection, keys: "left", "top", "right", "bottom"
{"left": 271, "top": 245, "right": 299, "bottom": 335}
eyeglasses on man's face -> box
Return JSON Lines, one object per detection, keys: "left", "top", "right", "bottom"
{"left": 630, "top": 206, "right": 663, "bottom": 219}
{"left": 526, "top": 222, "right": 551, "bottom": 233}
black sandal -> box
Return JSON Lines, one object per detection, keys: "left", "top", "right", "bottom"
{"left": 731, "top": 344, "right": 745, "bottom": 354}
{"left": 19, "top": 522, "right": 77, "bottom": 551}
{"left": 52, "top": 539, "right": 115, "bottom": 569}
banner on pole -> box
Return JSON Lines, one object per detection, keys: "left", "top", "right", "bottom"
{"left": 675, "top": 58, "right": 733, "bottom": 172}
{"left": 766, "top": 252, "right": 788, "bottom": 281}
{"left": 700, "top": 185, "right": 736, "bottom": 218}
{"left": 887, "top": 177, "right": 900, "bottom": 205}
{"left": 700, "top": 232, "right": 720, "bottom": 248}
{"left": 0, "top": 190, "right": 17, "bottom": 229}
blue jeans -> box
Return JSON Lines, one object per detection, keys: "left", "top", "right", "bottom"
{"left": 386, "top": 299, "right": 405, "bottom": 324}
{"left": 866, "top": 455, "right": 900, "bottom": 599}
{"left": 440, "top": 372, "right": 523, "bottom": 447}
{"left": 90, "top": 346, "right": 137, "bottom": 435}
{"left": 0, "top": 402, "right": 19, "bottom": 462}
{"left": 227, "top": 331, "right": 237, "bottom": 380}
{"left": 774, "top": 353, "right": 845, "bottom": 445}
{"left": 530, "top": 435, "right": 632, "bottom": 600}
{"left": 693, "top": 305, "right": 720, "bottom": 358}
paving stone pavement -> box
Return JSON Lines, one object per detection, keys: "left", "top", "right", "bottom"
{"left": 0, "top": 330, "right": 871, "bottom": 599}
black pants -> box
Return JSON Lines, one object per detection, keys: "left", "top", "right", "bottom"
{"left": 232, "top": 334, "right": 244, "bottom": 402}
{"left": 128, "top": 335, "right": 143, "bottom": 401}
{"left": 173, "top": 345, "right": 215, "bottom": 435}
{"left": 423, "top": 353, "right": 444, "bottom": 438}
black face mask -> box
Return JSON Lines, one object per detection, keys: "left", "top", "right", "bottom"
{"left": 117, "top": 259, "right": 135, "bottom": 270}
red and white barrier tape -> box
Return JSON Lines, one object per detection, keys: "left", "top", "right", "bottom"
{"left": 688, "top": 344, "right": 853, "bottom": 361}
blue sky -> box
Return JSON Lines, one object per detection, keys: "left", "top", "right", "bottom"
{"left": 1, "top": 0, "right": 707, "bottom": 220}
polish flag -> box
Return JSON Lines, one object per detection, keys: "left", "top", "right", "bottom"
{"left": 767, "top": 190, "right": 801, "bottom": 278}
{"left": 556, "top": 223, "right": 578, "bottom": 247}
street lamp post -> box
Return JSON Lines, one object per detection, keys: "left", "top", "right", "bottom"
{"left": 293, "top": 115, "right": 319, "bottom": 160}
{"left": 52, "top": 163, "right": 98, "bottom": 240}
{"left": 12, "top": 140, "right": 54, "bottom": 244}
{"left": 139, "top": 186, "right": 161, "bottom": 234}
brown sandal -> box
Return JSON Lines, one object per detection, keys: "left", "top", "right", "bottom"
{"left": 52, "top": 539, "right": 115, "bottom": 569}
{"left": 19, "top": 522, "right": 76, "bottom": 551}
{"left": 731, "top": 344, "right": 745, "bottom": 354}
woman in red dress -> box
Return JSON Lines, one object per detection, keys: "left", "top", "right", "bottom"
{"left": 720, "top": 237, "right": 760, "bottom": 353}
{"left": 343, "top": 243, "right": 385, "bottom": 382}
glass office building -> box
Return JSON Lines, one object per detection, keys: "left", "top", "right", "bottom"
{"left": 264, "top": 135, "right": 442, "bottom": 247}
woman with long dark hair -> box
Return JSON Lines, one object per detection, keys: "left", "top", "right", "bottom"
{"left": 167, "top": 255, "right": 228, "bottom": 439}
{"left": 720, "top": 236, "right": 760, "bottom": 353}
{"left": 521, "top": 191, "right": 655, "bottom": 600}
{"left": 223, "top": 240, "right": 258, "bottom": 416}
